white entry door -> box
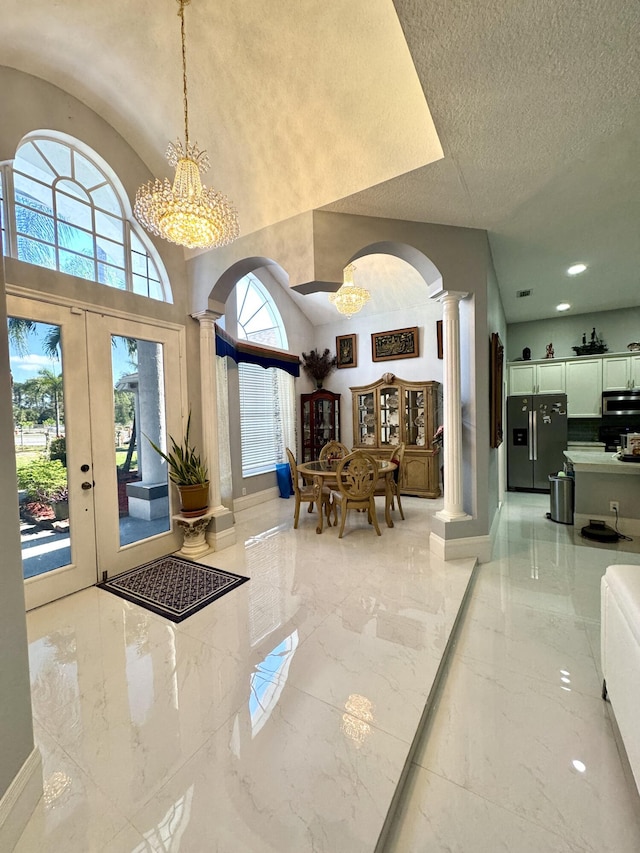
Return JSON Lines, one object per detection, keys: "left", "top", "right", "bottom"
{"left": 8, "top": 294, "right": 184, "bottom": 610}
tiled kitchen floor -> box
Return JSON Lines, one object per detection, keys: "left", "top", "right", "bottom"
{"left": 385, "top": 492, "right": 640, "bottom": 852}
{"left": 15, "top": 492, "right": 640, "bottom": 851}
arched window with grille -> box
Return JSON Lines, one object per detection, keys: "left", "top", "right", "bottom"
{"left": 236, "top": 274, "right": 295, "bottom": 477}
{"left": 1, "top": 133, "right": 172, "bottom": 302}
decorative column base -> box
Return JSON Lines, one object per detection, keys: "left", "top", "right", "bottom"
{"left": 173, "top": 509, "right": 215, "bottom": 559}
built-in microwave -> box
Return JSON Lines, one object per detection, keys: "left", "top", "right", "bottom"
{"left": 602, "top": 390, "right": 640, "bottom": 416}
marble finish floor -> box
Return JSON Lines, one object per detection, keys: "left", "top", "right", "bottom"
{"left": 17, "top": 494, "right": 473, "bottom": 852}
{"left": 15, "top": 492, "right": 640, "bottom": 851}
{"left": 385, "top": 492, "right": 640, "bottom": 852}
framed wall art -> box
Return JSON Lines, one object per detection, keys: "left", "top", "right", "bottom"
{"left": 371, "top": 327, "right": 419, "bottom": 363}
{"left": 336, "top": 333, "right": 357, "bottom": 369}
{"left": 489, "top": 332, "right": 504, "bottom": 448}
{"left": 436, "top": 320, "right": 443, "bottom": 360}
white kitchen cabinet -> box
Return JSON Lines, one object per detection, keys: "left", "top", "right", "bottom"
{"left": 602, "top": 354, "right": 640, "bottom": 390}
{"left": 602, "top": 356, "right": 632, "bottom": 391}
{"left": 509, "top": 361, "right": 566, "bottom": 395}
{"left": 566, "top": 358, "right": 602, "bottom": 417}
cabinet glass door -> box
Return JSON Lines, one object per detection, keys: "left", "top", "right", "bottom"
{"left": 314, "top": 399, "right": 333, "bottom": 451}
{"left": 405, "top": 389, "right": 426, "bottom": 446}
{"left": 379, "top": 385, "right": 400, "bottom": 446}
{"left": 356, "top": 391, "right": 376, "bottom": 446}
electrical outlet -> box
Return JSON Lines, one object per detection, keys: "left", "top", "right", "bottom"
{"left": 610, "top": 500, "right": 619, "bottom": 514}
{"left": 241, "top": 487, "right": 247, "bottom": 496}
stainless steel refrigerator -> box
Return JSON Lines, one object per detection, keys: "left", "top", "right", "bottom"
{"left": 507, "top": 394, "right": 568, "bottom": 491}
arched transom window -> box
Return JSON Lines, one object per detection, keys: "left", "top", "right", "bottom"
{"left": 235, "top": 274, "right": 294, "bottom": 477}
{"left": 1, "top": 134, "right": 171, "bottom": 302}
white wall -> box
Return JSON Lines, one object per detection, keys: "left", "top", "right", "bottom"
{"left": 507, "top": 306, "right": 640, "bottom": 362}
{"left": 311, "top": 300, "right": 443, "bottom": 448}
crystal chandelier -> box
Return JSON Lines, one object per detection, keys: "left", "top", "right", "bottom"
{"left": 135, "top": 0, "right": 239, "bottom": 250}
{"left": 328, "top": 263, "right": 370, "bottom": 318}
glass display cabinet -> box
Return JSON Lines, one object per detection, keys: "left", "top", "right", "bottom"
{"left": 350, "top": 374, "right": 440, "bottom": 497}
{"left": 300, "top": 390, "right": 341, "bottom": 462}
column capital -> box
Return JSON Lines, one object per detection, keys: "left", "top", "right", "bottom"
{"left": 439, "top": 290, "right": 469, "bottom": 304}
{"left": 191, "top": 309, "right": 223, "bottom": 325}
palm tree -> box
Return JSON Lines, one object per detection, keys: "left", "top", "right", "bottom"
{"left": 7, "top": 317, "right": 61, "bottom": 357}
{"left": 37, "top": 368, "right": 64, "bottom": 437}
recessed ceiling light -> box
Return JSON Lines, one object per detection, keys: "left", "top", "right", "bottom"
{"left": 567, "top": 263, "right": 587, "bottom": 276}
{"left": 556, "top": 302, "right": 571, "bottom": 311}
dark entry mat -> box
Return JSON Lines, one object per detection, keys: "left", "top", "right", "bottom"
{"left": 98, "top": 555, "right": 249, "bottom": 622}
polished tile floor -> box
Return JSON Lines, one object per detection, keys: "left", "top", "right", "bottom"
{"left": 386, "top": 493, "right": 640, "bottom": 853}
{"left": 16, "top": 492, "right": 640, "bottom": 851}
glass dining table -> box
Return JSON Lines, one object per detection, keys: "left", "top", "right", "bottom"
{"left": 297, "top": 458, "right": 398, "bottom": 534}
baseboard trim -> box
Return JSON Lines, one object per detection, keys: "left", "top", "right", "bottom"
{"left": 430, "top": 531, "right": 492, "bottom": 562}
{"left": 0, "top": 746, "right": 42, "bottom": 851}
{"left": 206, "top": 525, "right": 237, "bottom": 551}
{"left": 233, "top": 487, "right": 280, "bottom": 514}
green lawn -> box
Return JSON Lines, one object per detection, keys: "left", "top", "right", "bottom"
{"left": 16, "top": 448, "right": 137, "bottom": 469}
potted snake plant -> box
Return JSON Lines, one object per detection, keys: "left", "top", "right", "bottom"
{"left": 146, "top": 412, "right": 209, "bottom": 517}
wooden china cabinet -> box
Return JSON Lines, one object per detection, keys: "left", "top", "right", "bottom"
{"left": 350, "top": 374, "right": 440, "bottom": 497}
{"left": 300, "top": 389, "right": 341, "bottom": 462}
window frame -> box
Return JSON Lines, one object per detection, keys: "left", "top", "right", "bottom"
{"left": 1, "top": 133, "right": 172, "bottom": 303}
{"left": 235, "top": 274, "right": 293, "bottom": 479}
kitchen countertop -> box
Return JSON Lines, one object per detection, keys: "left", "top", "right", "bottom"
{"left": 564, "top": 450, "right": 640, "bottom": 475}
{"left": 567, "top": 441, "right": 606, "bottom": 450}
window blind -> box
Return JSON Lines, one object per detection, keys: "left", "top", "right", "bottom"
{"left": 239, "top": 363, "right": 281, "bottom": 476}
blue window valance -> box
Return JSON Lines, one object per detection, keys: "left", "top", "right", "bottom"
{"left": 215, "top": 324, "right": 300, "bottom": 377}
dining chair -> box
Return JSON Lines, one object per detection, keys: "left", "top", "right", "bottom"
{"left": 333, "top": 450, "right": 381, "bottom": 539}
{"left": 374, "top": 442, "right": 405, "bottom": 520}
{"left": 319, "top": 440, "right": 349, "bottom": 465}
{"left": 286, "top": 448, "right": 333, "bottom": 530}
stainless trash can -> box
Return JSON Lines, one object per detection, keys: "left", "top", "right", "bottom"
{"left": 548, "top": 473, "right": 574, "bottom": 524}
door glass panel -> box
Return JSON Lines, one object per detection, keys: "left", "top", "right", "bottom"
{"left": 8, "top": 317, "right": 71, "bottom": 578}
{"left": 112, "top": 335, "right": 170, "bottom": 546}
{"left": 314, "top": 399, "right": 332, "bottom": 452}
{"left": 406, "top": 389, "right": 425, "bottom": 446}
{"left": 379, "top": 386, "right": 400, "bottom": 446}
{"left": 356, "top": 391, "right": 376, "bottom": 446}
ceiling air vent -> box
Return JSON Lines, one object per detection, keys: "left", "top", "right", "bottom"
{"left": 516, "top": 289, "right": 532, "bottom": 298}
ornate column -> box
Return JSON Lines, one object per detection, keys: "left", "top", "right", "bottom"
{"left": 191, "top": 310, "right": 236, "bottom": 550}
{"left": 436, "top": 290, "right": 471, "bottom": 523}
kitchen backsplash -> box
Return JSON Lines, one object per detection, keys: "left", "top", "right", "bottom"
{"left": 567, "top": 418, "right": 601, "bottom": 442}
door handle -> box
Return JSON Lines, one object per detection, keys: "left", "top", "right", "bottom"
{"left": 528, "top": 411, "right": 534, "bottom": 461}
{"left": 81, "top": 481, "right": 93, "bottom": 490}
{"left": 532, "top": 411, "right": 538, "bottom": 461}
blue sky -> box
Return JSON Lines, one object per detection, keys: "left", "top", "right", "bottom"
{"left": 8, "top": 321, "right": 134, "bottom": 385}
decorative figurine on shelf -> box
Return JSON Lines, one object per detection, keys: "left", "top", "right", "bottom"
{"left": 522, "top": 347, "right": 531, "bottom": 361}
{"left": 545, "top": 343, "right": 554, "bottom": 359}
{"left": 572, "top": 328, "right": 608, "bottom": 356}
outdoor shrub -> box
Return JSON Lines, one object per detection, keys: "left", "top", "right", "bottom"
{"left": 49, "top": 436, "right": 67, "bottom": 466}
{"left": 17, "top": 458, "right": 67, "bottom": 501}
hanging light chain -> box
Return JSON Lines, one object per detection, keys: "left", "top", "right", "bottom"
{"left": 178, "top": 0, "right": 191, "bottom": 147}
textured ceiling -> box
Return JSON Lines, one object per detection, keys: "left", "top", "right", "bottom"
{"left": 1, "top": 0, "right": 639, "bottom": 324}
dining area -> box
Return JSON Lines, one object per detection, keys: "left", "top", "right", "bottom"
{"left": 286, "top": 441, "right": 404, "bottom": 538}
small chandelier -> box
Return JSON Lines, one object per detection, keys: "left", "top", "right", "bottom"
{"left": 328, "top": 263, "right": 371, "bottom": 318}
{"left": 134, "top": 0, "right": 239, "bottom": 250}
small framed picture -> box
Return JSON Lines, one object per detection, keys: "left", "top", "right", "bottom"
{"left": 371, "top": 327, "right": 419, "bottom": 362}
{"left": 437, "top": 320, "right": 443, "bottom": 359}
{"left": 336, "top": 333, "right": 357, "bottom": 369}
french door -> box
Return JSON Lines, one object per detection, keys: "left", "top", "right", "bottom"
{"left": 8, "top": 294, "right": 184, "bottom": 610}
